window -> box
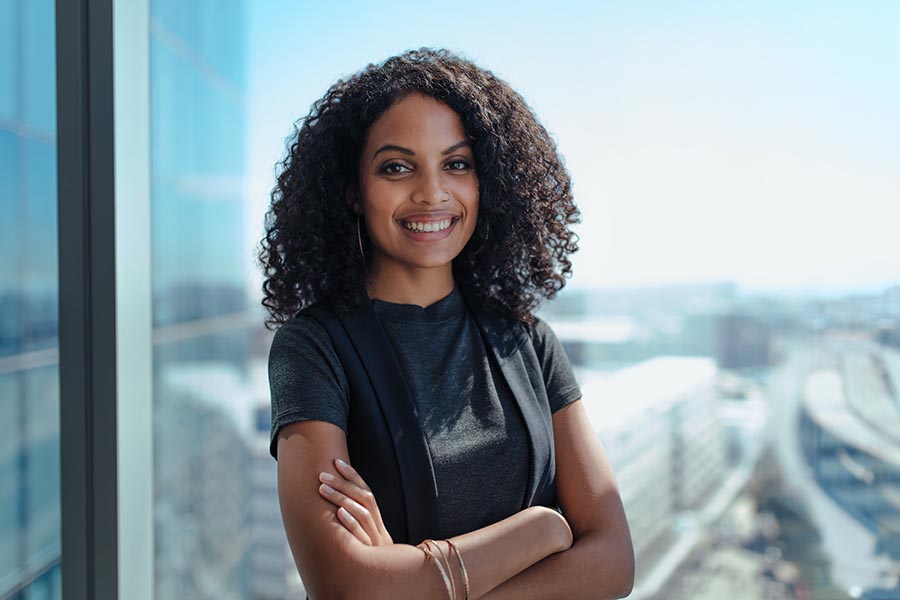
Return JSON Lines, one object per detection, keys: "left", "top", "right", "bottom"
{"left": 0, "top": 0, "right": 61, "bottom": 597}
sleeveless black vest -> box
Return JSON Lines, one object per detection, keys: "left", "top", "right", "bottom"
{"left": 299, "top": 287, "right": 559, "bottom": 550}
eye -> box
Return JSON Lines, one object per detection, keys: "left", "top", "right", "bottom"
{"left": 380, "top": 162, "right": 411, "bottom": 175}
{"left": 445, "top": 159, "right": 472, "bottom": 171}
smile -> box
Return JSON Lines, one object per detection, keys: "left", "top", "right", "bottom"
{"left": 400, "top": 217, "right": 457, "bottom": 232}
{"left": 397, "top": 216, "right": 460, "bottom": 240}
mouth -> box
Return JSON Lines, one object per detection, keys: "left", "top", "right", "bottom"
{"left": 396, "top": 216, "right": 460, "bottom": 241}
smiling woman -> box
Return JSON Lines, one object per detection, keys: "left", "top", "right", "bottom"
{"left": 258, "top": 48, "right": 633, "bottom": 600}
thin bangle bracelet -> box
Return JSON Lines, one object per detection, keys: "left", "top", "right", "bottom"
{"left": 421, "top": 540, "right": 453, "bottom": 600}
{"left": 432, "top": 539, "right": 457, "bottom": 600}
{"left": 421, "top": 539, "right": 454, "bottom": 600}
{"left": 446, "top": 539, "right": 470, "bottom": 600}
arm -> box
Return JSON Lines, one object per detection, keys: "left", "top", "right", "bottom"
{"left": 341, "top": 504, "right": 571, "bottom": 600}
{"left": 480, "top": 399, "right": 635, "bottom": 600}
{"left": 276, "top": 420, "right": 572, "bottom": 600}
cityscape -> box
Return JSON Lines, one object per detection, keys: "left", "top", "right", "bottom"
{"left": 2, "top": 1, "right": 899, "bottom": 599}
{"left": 540, "top": 282, "right": 900, "bottom": 600}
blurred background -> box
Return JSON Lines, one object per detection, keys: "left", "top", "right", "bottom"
{"left": 2, "top": 0, "right": 899, "bottom": 598}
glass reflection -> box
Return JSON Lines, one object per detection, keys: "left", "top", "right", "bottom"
{"left": 150, "top": 1, "right": 290, "bottom": 598}
{"left": 0, "top": 0, "right": 61, "bottom": 597}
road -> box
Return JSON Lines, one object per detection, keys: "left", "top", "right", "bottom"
{"left": 767, "top": 337, "right": 895, "bottom": 593}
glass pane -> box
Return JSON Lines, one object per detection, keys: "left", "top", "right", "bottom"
{"left": 0, "top": 1, "right": 60, "bottom": 597}
{"left": 150, "top": 2, "right": 277, "bottom": 598}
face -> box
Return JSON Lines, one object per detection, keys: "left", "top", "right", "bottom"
{"left": 355, "top": 92, "right": 479, "bottom": 276}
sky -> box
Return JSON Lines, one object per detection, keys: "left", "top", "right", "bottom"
{"left": 245, "top": 1, "right": 900, "bottom": 296}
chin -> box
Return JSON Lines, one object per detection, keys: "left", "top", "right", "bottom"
{"left": 406, "top": 255, "right": 459, "bottom": 270}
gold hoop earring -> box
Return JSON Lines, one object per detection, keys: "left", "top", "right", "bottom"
{"left": 356, "top": 215, "right": 366, "bottom": 259}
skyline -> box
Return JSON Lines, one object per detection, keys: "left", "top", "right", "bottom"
{"left": 244, "top": 1, "right": 900, "bottom": 298}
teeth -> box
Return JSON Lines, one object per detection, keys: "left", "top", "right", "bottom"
{"left": 402, "top": 218, "right": 454, "bottom": 232}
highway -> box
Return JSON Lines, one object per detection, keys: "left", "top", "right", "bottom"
{"left": 767, "top": 337, "right": 897, "bottom": 593}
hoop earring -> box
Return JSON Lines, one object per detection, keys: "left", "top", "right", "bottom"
{"left": 356, "top": 215, "right": 366, "bottom": 260}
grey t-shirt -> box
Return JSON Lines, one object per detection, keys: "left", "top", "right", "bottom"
{"left": 268, "top": 283, "right": 582, "bottom": 538}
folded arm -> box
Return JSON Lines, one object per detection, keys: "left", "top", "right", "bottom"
{"left": 276, "top": 420, "right": 573, "bottom": 600}
{"left": 337, "top": 504, "right": 571, "bottom": 600}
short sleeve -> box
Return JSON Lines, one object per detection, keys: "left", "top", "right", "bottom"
{"left": 267, "top": 316, "right": 350, "bottom": 460}
{"left": 529, "top": 316, "right": 582, "bottom": 413}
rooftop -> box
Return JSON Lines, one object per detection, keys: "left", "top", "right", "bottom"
{"left": 576, "top": 356, "right": 718, "bottom": 434}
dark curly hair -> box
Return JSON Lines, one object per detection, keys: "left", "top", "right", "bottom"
{"left": 257, "top": 47, "right": 581, "bottom": 329}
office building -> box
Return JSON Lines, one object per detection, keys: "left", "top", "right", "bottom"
{"left": 576, "top": 357, "right": 747, "bottom": 598}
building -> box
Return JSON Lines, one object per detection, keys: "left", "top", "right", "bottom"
{"left": 157, "top": 360, "right": 297, "bottom": 600}
{"left": 715, "top": 312, "right": 772, "bottom": 370}
{"left": 575, "top": 356, "right": 751, "bottom": 598}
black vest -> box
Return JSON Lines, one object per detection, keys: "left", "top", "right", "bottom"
{"left": 300, "top": 287, "right": 559, "bottom": 548}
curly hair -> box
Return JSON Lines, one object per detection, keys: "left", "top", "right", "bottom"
{"left": 257, "top": 47, "right": 581, "bottom": 329}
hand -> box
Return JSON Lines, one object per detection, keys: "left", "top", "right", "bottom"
{"left": 318, "top": 458, "right": 394, "bottom": 546}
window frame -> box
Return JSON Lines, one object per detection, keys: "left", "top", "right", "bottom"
{"left": 56, "top": 1, "right": 153, "bottom": 598}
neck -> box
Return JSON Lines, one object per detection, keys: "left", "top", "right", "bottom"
{"left": 366, "top": 262, "right": 455, "bottom": 309}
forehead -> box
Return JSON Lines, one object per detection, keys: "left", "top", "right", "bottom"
{"left": 363, "top": 93, "right": 467, "bottom": 148}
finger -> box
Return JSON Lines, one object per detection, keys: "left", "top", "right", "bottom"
{"left": 319, "top": 483, "right": 378, "bottom": 538}
{"left": 328, "top": 463, "right": 393, "bottom": 541}
{"left": 334, "top": 459, "right": 372, "bottom": 492}
{"left": 337, "top": 506, "right": 372, "bottom": 545}
{"left": 320, "top": 471, "right": 375, "bottom": 511}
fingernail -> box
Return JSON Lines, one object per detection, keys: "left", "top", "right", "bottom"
{"left": 321, "top": 483, "right": 334, "bottom": 494}
{"left": 336, "top": 459, "right": 348, "bottom": 468}
{"left": 320, "top": 471, "right": 334, "bottom": 482}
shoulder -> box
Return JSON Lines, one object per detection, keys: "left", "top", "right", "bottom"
{"left": 267, "top": 308, "right": 351, "bottom": 459}
{"left": 269, "top": 301, "right": 340, "bottom": 353}
{"left": 269, "top": 313, "right": 333, "bottom": 358}
{"left": 526, "top": 315, "right": 562, "bottom": 353}
{"left": 527, "top": 314, "right": 551, "bottom": 337}
{"left": 267, "top": 308, "right": 346, "bottom": 387}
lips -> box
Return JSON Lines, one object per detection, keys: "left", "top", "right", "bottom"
{"left": 397, "top": 212, "right": 461, "bottom": 242}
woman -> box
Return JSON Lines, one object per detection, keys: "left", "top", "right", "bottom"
{"left": 259, "top": 48, "right": 634, "bottom": 600}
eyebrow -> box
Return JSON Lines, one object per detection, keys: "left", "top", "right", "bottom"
{"left": 372, "top": 140, "right": 471, "bottom": 159}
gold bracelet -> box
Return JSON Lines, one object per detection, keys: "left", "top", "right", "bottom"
{"left": 446, "top": 539, "right": 470, "bottom": 600}
{"left": 421, "top": 539, "right": 454, "bottom": 600}
{"left": 433, "top": 539, "right": 457, "bottom": 600}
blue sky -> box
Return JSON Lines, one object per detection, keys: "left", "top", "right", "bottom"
{"left": 245, "top": 1, "right": 900, "bottom": 295}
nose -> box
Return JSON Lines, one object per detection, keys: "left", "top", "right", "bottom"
{"left": 411, "top": 166, "right": 450, "bottom": 204}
